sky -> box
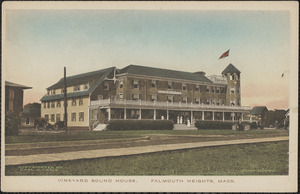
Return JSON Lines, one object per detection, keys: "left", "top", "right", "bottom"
{"left": 3, "top": 6, "right": 292, "bottom": 110}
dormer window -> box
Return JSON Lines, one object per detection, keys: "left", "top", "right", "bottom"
{"left": 134, "top": 80, "right": 139, "bottom": 89}
{"left": 47, "top": 90, "right": 50, "bottom": 95}
{"left": 74, "top": 85, "right": 80, "bottom": 92}
{"left": 168, "top": 82, "right": 172, "bottom": 90}
{"left": 230, "top": 73, "right": 234, "bottom": 80}
{"left": 52, "top": 90, "right": 56, "bottom": 95}
{"left": 83, "top": 83, "right": 89, "bottom": 90}
{"left": 104, "top": 82, "right": 109, "bottom": 90}
{"left": 182, "top": 84, "right": 187, "bottom": 91}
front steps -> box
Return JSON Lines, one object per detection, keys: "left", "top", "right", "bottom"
{"left": 93, "top": 124, "right": 107, "bottom": 131}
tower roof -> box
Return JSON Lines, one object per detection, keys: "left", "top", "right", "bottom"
{"left": 222, "top": 63, "right": 241, "bottom": 75}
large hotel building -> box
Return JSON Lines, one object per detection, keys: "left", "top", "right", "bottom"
{"left": 40, "top": 64, "right": 251, "bottom": 130}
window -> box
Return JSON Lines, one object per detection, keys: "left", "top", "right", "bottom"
{"left": 79, "top": 98, "right": 83, "bottom": 105}
{"left": 150, "top": 80, "right": 156, "bottom": 88}
{"left": 216, "top": 87, "right": 220, "bottom": 93}
{"left": 51, "top": 114, "right": 55, "bottom": 122}
{"left": 119, "top": 93, "right": 124, "bottom": 100}
{"left": 221, "top": 87, "right": 226, "bottom": 93}
{"left": 56, "top": 114, "right": 61, "bottom": 122}
{"left": 45, "top": 114, "right": 49, "bottom": 122}
{"left": 51, "top": 101, "right": 55, "bottom": 108}
{"left": 167, "top": 96, "right": 173, "bottom": 103}
{"left": 47, "top": 90, "right": 50, "bottom": 95}
{"left": 57, "top": 100, "right": 61, "bottom": 108}
{"left": 74, "top": 85, "right": 80, "bottom": 91}
{"left": 25, "top": 118, "right": 30, "bottom": 125}
{"left": 53, "top": 90, "right": 56, "bottom": 95}
{"left": 104, "top": 82, "right": 109, "bottom": 90}
{"left": 182, "top": 84, "right": 187, "bottom": 91}
{"left": 216, "top": 99, "right": 220, "bottom": 105}
{"left": 168, "top": 82, "right": 172, "bottom": 90}
{"left": 44, "top": 103, "right": 46, "bottom": 108}
{"left": 230, "top": 73, "right": 234, "bottom": 80}
{"left": 231, "top": 87, "right": 235, "bottom": 94}
{"left": 206, "top": 99, "right": 210, "bottom": 105}
{"left": 83, "top": 83, "right": 89, "bottom": 90}
{"left": 79, "top": 112, "right": 84, "bottom": 121}
{"left": 151, "top": 95, "right": 157, "bottom": 102}
{"left": 97, "top": 95, "right": 103, "bottom": 100}
{"left": 119, "top": 80, "right": 124, "bottom": 88}
{"left": 71, "top": 113, "right": 76, "bottom": 121}
{"left": 182, "top": 97, "right": 187, "bottom": 103}
{"left": 230, "top": 99, "right": 236, "bottom": 106}
{"left": 133, "top": 80, "right": 139, "bottom": 89}
{"left": 195, "top": 98, "right": 200, "bottom": 104}
{"left": 211, "top": 86, "right": 215, "bottom": 93}
{"left": 206, "top": 86, "right": 210, "bottom": 92}
{"left": 64, "top": 100, "right": 68, "bottom": 107}
{"left": 132, "top": 94, "right": 139, "bottom": 100}
{"left": 47, "top": 102, "right": 50, "bottom": 108}
{"left": 196, "top": 85, "right": 200, "bottom": 91}
{"left": 72, "top": 98, "right": 76, "bottom": 106}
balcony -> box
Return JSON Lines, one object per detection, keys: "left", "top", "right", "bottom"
{"left": 90, "top": 99, "right": 251, "bottom": 112}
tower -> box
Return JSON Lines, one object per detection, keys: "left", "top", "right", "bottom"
{"left": 222, "top": 63, "right": 241, "bottom": 106}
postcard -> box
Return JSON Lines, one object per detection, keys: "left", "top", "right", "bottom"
{"left": 1, "top": 1, "right": 298, "bottom": 192}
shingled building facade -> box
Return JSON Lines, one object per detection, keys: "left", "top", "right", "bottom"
{"left": 40, "top": 64, "right": 250, "bottom": 130}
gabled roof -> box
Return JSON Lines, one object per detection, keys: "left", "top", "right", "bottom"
{"left": 222, "top": 63, "right": 241, "bottom": 75}
{"left": 47, "top": 67, "right": 114, "bottom": 90}
{"left": 251, "top": 106, "right": 269, "bottom": 115}
{"left": 119, "top": 64, "right": 213, "bottom": 83}
{"left": 5, "top": 81, "right": 32, "bottom": 89}
{"left": 40, "top": 67, "right": 114, "bottom": 101}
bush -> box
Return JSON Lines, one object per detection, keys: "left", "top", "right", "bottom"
{"left": 250, "top": 122, "right": 258, "bottom": 129}
{"left": 5, "top": 113, "right": 21, "bottom": 136}
{"left": 195, "top": 121, "right": 233, "bottom": 130}
{"left": 107, "top": 120, "right": 174, "bottom": 130}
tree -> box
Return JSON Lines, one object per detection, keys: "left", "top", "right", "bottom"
{"left": 269, "top": 109, "right": 287, "bottom": 126}
{"left": 5, "top": 112, "right": 21, "bottom": 136}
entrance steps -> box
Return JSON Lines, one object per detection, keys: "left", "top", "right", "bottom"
{"left": 93, "top": 124, "right": 107, "bottom": 131}
{"left": 173, "top": 124, "right": 197, "bottom": 130}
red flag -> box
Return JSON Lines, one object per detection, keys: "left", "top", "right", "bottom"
{"left": 219, "top": 49, "right": 230, "bottom": 59}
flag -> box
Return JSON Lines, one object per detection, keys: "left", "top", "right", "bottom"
{"left": 219, "top": 49, "right": 230, "bottom": 59}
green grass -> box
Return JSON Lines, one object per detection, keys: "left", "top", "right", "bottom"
{"left": 5, "top": 129, "right": 288, "bottom": 144}
{"left": 6, "top": 141, "right": 289, "bottom": 176}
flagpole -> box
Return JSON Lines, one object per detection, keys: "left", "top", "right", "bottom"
{"left": 64, "top": 67, "right": 68, "bottom": 133}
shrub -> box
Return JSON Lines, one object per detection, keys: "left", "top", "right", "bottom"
{"left": 107, "top": 120, "right": 174, "bottom": 130}
{"left": 250, "top": 122, "right": 258, "bottom": 129}
{"left": 5, "top": 112, "right": 21, "bottom": 136}
{"left": 237, "top": 124, "right": 245, "bottom": 131}
{"left": 195, "top": 121, "right": 233, "bottom": 130}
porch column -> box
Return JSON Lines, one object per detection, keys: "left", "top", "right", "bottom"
{"left": 167, "top": 109, "right": 169, "bottom": 120}
{"left": 124, "top": 108, "right": 127, "bottom": 120}
{"left": 108, "top": 108, "right": 111, "bottom": 121}
{"left": 139, "top": 109, "right": 141, "bottom": 120}
{"left": 250, "top": 115, "right": 252, "bottom": 122}
{"left": 232, "top": 112, "right": 234, "bottom": 122}
{"left": 222, "top": 112, "right": 225, "bottom": 122}
{"left": 191, "top": 111, "right": 193, "bottom": 124}
{"left": 212, "top": 111, "right": 215, "bottom": 121}
{"left": 241, "top": 113, "right": 244, "bottom": 122}
{"left": 153, "top": 109, "right": 156, "bottom": 120}
{"left": 202, "top": 111, "right": 205, "bottom": 121}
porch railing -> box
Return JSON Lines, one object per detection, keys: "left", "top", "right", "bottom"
{"left": 90, "top": 99, "right": 251, "bottom": 111}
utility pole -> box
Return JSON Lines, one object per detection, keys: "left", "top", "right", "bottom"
{"left": 64, "top": 67, "right": 68, "bottom": 132}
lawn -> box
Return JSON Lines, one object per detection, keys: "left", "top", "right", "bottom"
{"left": 6, "top": 141, "right": 289, "bottom": 176}
{"left": 5, "top": 129, "right": 288, "bottom": 144}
